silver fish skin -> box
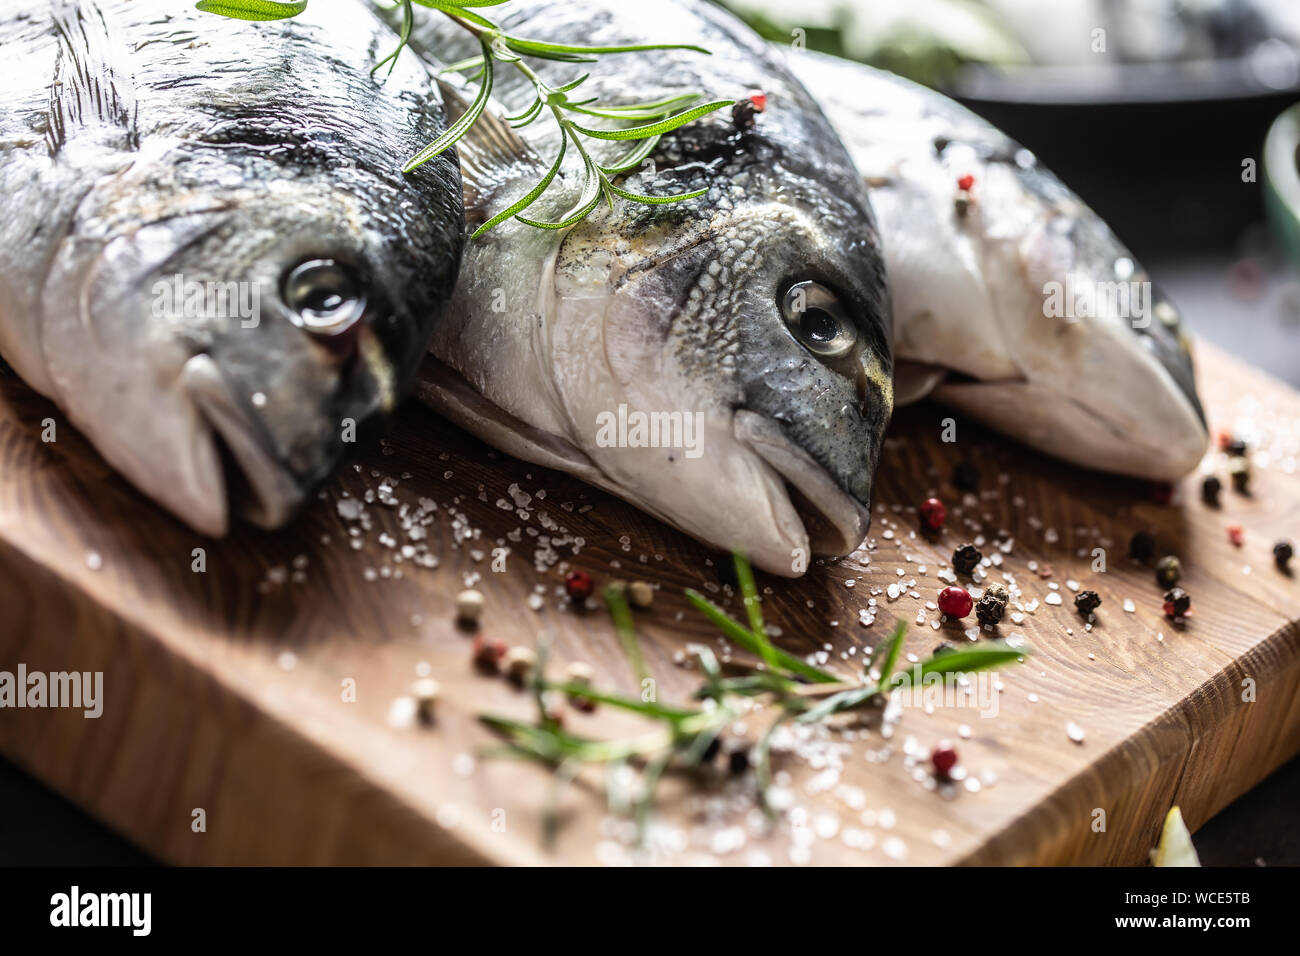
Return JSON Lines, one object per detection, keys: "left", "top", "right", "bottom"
{"left": 0, "top": 0, "right": 463, "bottom": 534}
{"left": 395, "top": 0, "right": 893, "bottom": 576}
{"left": 787, "top": 49, "right": 1209, "bottom": 481}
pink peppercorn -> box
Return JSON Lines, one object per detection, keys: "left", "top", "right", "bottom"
{"left": 938, "top": 586, "right": 973, "bottom": 618}
{"left": 564, "top": 569, "right": 594, "bottom": 602}
{"left": 919, "top": 497, "right": 947, "bottom": 531}
{"left": 931, "top": 742, "right": 959, "bottom": 777}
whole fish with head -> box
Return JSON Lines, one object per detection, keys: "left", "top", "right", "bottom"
{"left": 785, "top": 48, "right": 1208, "bottom": 480}
{"left": 0, "top": 0, "right": 464, "bottom": 534}
{"left": 397, "top": 0, "right": 895, "bottom": 576}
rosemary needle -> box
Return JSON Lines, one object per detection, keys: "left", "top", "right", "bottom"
{"left": 198, "top": 0, "right": 734, "bottom": 236}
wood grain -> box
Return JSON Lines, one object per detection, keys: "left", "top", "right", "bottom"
{"left": 0, "top": 340, "right": 1296, "bottom": 865}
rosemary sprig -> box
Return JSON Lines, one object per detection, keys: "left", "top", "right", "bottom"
{"left": 197, "top": 0, "right": 734, "bottom": 236}
{"left": 477, "top": 551, "right": 1030, "bottom": 846}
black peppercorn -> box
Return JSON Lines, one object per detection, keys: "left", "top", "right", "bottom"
{"left": 701, "top": 736, "right": 721, "bottom": 764}
{"left": 1163, "top": 587, "right": 1191, "bottom": 618}
{"left": 952, "top": 543, "right": 983, "bottom": 576}
{"left": 1201, "top": 474, "right": 1222, "bottom": 506}
{"left": 732, "top": 100, "right": 759, "bottom": 130}
{"left": 1074, "top": 590, "right": 1102, "bottom": 616}
{"left": 728, "top": 748, "right": 750, "bottom": 776}
{"left": 975, "top": 583, "right": 1009, "bottom": 627}
{"left": 1276, "top": 541, "right": 1295, "bottom": 573}
{"left": 953, "top": 460, "right": 981, "bottom": 493}
{"left": 1229, "top": 456, "right": 1251, "bottom": 494}
{"left": 1129, "top": 530, "right": 1156, "bottom": 563}
{"left": 1224, "top": 437, "right": 1248, "bottom": 457}
{"left": 1156, "top": 555, "right": 1182, "bottom": 589}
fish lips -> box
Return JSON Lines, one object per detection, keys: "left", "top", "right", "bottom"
{"left": 734, "top": 409, "right": 871, "bottom": 558}
{"left": 181, "top": 353, "right": 306, "bottom": 530}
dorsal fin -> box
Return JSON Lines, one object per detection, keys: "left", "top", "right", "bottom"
{"left": 46, "top": 0, "right": 138, "bottom": 155}
{"left": 436, "top": 77, "right": 543, "bottom": 216}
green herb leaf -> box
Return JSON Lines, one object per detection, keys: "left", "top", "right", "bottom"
{"left": 733, "top": 551, "right": 778, "bottom": 672}
{"left": 548, "top": 682, "right": 697, "bottom": 722}
{"left": 515, "top": 141, "right": 604, "bottom": 228}
{"left": 569, "top": 100, "right": 731, "bottom": 141}
{"left": 411, "top": 0, "right": 498, "bottom": 30}
{"left": 887, "top": 642, "right": 1027, "bottom": 689}
{"left": 684, "top": 589, "right": 837, "bottom": 683}
{"left": 372, "top": 0, "right": 414, "bottom": 77}
{"left": 873, "top": 618, "right": 908, "bottom": 689}
{"left": 604, "top": 584, "right": 650, "bottom": 685}
{"left": 194, "top": 0, "right": 307, "bottom": 20}
{"left": 469, "top": 132, "right": 567, "bottom": 237}
{"left": 402, "top": 37, "right": 495, "bottom": 172}
{"left": 504, "top": 38, "right": 713, "bottom": 58}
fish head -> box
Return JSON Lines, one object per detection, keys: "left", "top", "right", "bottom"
{"left": 915, "top": 152, "right": 1209, "bottom": 481}
{"left": 40, "top": 141, "right": 462, "bottom": 534}
{"left": 547, "top": 163, "right": 892, "bottom": 574}
{"left": 1005, "top": 205, "right": 1209, "bottom": 479}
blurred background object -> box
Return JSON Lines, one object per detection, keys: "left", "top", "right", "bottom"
{"left": 720, "top": 0, "right": 1300, "bottom": 386}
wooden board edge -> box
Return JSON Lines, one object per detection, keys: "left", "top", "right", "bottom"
{"left": 956, "top": 618, "right": 1300, "bottom": 865}
{"left": 0, "top": 534, "right": 504, "bottom": 866}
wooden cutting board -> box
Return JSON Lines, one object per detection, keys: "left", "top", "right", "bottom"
{"left": 0, "top": 340, "right": 1296, "bottom": 866}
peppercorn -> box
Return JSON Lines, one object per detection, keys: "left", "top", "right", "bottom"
{"left": 1201, "top": 474, "right": 1222, "bottom": 506}
{"left": 472, "top": 633, "right": 506, "bottom": 673}
{"left": 564, "top": 569, "right": 594, "bottom": 602}
{"left": 1227, "top": 524, "right": 1244, "bottom": 547}
{"left": 952, "top": 460, "right": 980, "bottom": 493}
{"left": 931, "top": 742, "right": 958, "bottom": 778}
{"left": 1275, "top": 541, "right": 1294, "bottom": 572}
{"left": 1163, "top": 587, "right": 1191, "bottom": 619}
{"left": 627, "top": 580, "right": 655, "bottom": 609}
{"left": 565, "top": 661, "right": 597, "bottom": 712}
{"left": 1156, "top": 555, "right": 1182, "bottom": 588}
{"left": 954, "top": 191, "right": 973, "bottom": 218}
{"left": 919, "top": 497, "right": 947, "bottom": 532}
{"left": 412, "top": 677, "right": 440, "bottom": 724}
{"left": 1074, "top": 590, "right": 1102, "bottom": 617}
{"left": 455, "top": 588, "right": 485, "bottom": 628}
{"left": 1229, "top": 456, "right": 1251, "bottom": 493}
{"left": 975, "top": 583, "right": 1009, "bottom": 627}
{"left": 1221, "top": 435, "right": 1248, "bottom": 457}
{"left": 728, "top": 748, "right": 750, "bottom": 776}
{"left": 540, "top": 691, "right": 566, "bottom": 727}
{"left": 933, "top": 642, "right": 957, "bottom": 657}
{"left": 1151, "top": 482, "right": 1174, "bottom": 506}
{"left": 938, "top": 585, "right": 973, "bottom": 618}
{"left": 503, "top": 645, "right": 537, "bottom": 685}
{"left": 701, "top": 736, "right": 721, "bottom": 764}
{"left": 952, "top": 543, "right": 983, "bottom": 575}
{"left": 1129, "top": 530, "right": 1156, "bottom": 563}
{"left": 731, "top": 90, "right": 766, "bottom": 131}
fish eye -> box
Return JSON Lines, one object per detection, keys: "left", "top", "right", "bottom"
{"left": 283, "top": 259, "right": 367, "bottom": 336}
{"left": 780, "top": 281, "right": 857, "bottom": 359}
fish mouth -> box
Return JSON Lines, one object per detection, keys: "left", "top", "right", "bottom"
{"left": 733, "top": 410, "right": 871, "bottom": 557}
{"left": 181, "top": 353, "right": 305, "bottom": 530}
